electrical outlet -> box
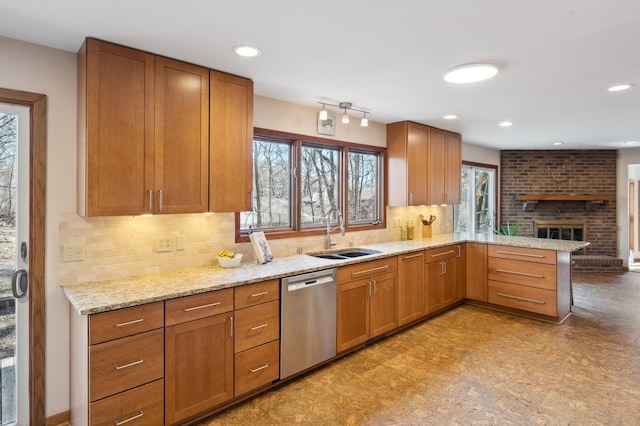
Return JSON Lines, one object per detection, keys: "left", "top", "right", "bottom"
{"left": 156, "top": 236, "right": 173, "bottom": 252}
{"left": 63, "top": 244, "right": 85, "bottom": 262}
{"left": 176, "top": 234, "right": 186, "bottom": 251}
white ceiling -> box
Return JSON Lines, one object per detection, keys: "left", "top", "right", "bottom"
{"left": 1, "top": 0, "right": 639, "bottom": 150}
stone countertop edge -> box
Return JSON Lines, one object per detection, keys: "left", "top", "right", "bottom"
{"left": 62, "top": 234, "right": 589, "bottom": 316}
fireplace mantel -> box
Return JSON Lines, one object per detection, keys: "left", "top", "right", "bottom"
{"left": 516, "top": 194, "right": 615, "bottom": 211}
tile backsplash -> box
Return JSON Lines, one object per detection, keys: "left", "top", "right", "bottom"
{"left": 58, "top": 206, "right": 452, "bottom": 286}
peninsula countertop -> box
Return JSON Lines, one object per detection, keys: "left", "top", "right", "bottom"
{"left": 63, "top": 234, "right": 589, "bottom": 315}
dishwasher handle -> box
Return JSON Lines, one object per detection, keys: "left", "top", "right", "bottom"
{"left": 286, "top": 275, "right": 335, "bottom": 291}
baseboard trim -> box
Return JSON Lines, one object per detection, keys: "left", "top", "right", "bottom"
{"left": 46, "top": 410, "right": 70, "bottom": 426}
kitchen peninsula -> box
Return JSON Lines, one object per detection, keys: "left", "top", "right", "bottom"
{"left": 65, "top": 234, "right": 587, "bottom": 425}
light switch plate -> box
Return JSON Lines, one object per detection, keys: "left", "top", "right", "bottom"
{"left": 63, "top": 244, "right": 85, "bottom": 262}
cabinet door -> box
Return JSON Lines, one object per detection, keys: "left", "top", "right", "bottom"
{"left": 441, "top": 259, "right": 458, "bottom": 308}
{"left": 337, "top": 280, "right": 369, "bottom": 353}
{"left": 155, "top": 57, "right": 209, "bottom": 214}
{"left": 210, "top": 71, "right": 254, "bottom": 212}
{"left": 454, "top": 245, "right": 466, "bottom": 301}
{"left": 84, "top": 39, "right": 155, "bottom": 216}
{"left": 428, "top": 128, "right": 447, "bottom": 205}
{"left": 466, "top": 243, "right": 488, "bottom": 301}
{"left": 407, "top": 123, "right": 429, "bottom": 206}
{"left": 397, "top": 252, "right": 425, "bottom": 326}
{"left": 424, "top": 261, "right": 444, "bottom": 314}
{"left": 369, "top": 272, "right": 397, "bottom": 337}
{"left": 445, "top": 132, "right": 461, "bottom": 204}
{"left": 165, "top": 313, "right": 233, "bottom": 424}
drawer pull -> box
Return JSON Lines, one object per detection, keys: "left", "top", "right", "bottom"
{"left": 351, "top": 265, "right": 389, "bottom": 276}
{"left": 403, "top": 253, "right": 423, "bottom": 259}
{"left": 249, "top": 363, "right": 269, "bottom": 373}
{"left": 430, "top": 250, "right": 455, "bottom": 258}
{"left": 114, "top": 359, "right": 144, "bottom": 370}
{"left": 184, "top": 301, "right": 221, "bottom": 312}
{"left": 495, "top": 250, "right": 545, "bottom": 259}
{"left": 115, "top": 318, "right": 144, "bottom": 328}
{"left": 496, "top": 292, "right": 545, "bottom": 304}
{"left": 495, "top": 269, "right": 544, "bottom": 279}
{"left": 250, "top": 291, "right": 269, "bottom": 297}
{"left": 249, "top": 323, "right": 269, "bottom": 331}
{"left": 115, "top": 410, "right": 144, "bottom": 425}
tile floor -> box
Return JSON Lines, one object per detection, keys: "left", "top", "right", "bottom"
{"left": 196, "top": 272, "right": 640, "bottom": 425}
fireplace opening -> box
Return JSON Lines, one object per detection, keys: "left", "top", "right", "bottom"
{"left": 534, "top": 220, "right": 586, "bottom": 254}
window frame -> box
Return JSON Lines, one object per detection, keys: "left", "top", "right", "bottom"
{"left": 454, "top": 161, "right": 499, "bottom": 235}
{"left": 235, "top": 128, "right": 386, "bottom": 242}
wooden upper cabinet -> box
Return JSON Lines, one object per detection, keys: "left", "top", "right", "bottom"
{"left": 79, "top": 38, "right": 155, "bottom": 216}
{"left": 387, "top": 121, "right": 461, "bottom": 206}
{"left": 209, "top": 71, "right": 254, "bottom": 212}
{"left": 155, "top": 57, "right": 209, "bottom": 214}
{"left": 387, "top": 121, "right": 429, "bottom": 206}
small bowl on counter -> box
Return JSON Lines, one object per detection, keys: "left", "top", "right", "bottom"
{"left": 217, "top": 253, "right": 243, "bottom": 268}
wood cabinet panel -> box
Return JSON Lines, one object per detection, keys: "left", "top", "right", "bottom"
{"left": 488, "top": 280, "right": 557, "bottom": 316}
{"left": 428, "top": 128, "right": 447, "bottom": 205}
{"left": 89, "top": 301, "right": 164, "bottom": 345}
{"left": 234, "top": 279, "right": 279, "bottom": 309}
{"left": 337, "top": 257, "right": 397, "bottom": 283}
{"left": 466, "top": 243, "right": 488, "bottom": 302}
{"left": 424, "top": 245, "right": 464, "bottom": 313}
{"left": 488, "top": 258, "right": 557, "bottom": 290}
{"left": 445, "top": 132, "right": 462, "bottom": 204}
{"left": 89, "top": 329, "right": 164, "bottom": 402}
{"left": 165, "top": 289, "right": 233, "bottom": 326}
{"left": 234, "top": 300, "right": 280, "bottom": 353}
{"left": 397, "top": 252, "right": 425, "bottom": 326}
{"left": 424, "top": 245, "right": 460, "bottom": 263}
{"left": 154, "top": 57, "right": 209, "bottom": 214}
{"left": 336, "top": 279, "right": 369, "bottom": 353}
{"left": 89, "top": 379, "right": 164, "bottom": 426}
{"left": 488, "top": 245, "right": 556, "bottom": 265}
{"left": 234, "top": 340, "right": 280, "bottom": 396}
{"left": 369, "top": 272, "right": 397, "bottom": 337}
{"left": 165, "top": 313, "right": 234, "bottom": 424}
{"left": 209, "top": 71, "right": 254, "bottom": 212}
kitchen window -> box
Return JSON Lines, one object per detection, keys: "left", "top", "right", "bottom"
{"left": 237, "top": 128, "right": 385, "bottom": 240}
{"left": 454, "top": 162, "right": 497, "bottom": 235}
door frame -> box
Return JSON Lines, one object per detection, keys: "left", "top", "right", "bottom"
{"left": 0, "top": 87, "right": 46, "bottom": 426}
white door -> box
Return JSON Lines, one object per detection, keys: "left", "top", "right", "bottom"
{"left": 0, "top": 104, "right": 29, "bottom": 425}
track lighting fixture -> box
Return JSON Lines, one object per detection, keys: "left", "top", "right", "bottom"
{"left": 318, "top": 101, "right": 370, "bottom": 127}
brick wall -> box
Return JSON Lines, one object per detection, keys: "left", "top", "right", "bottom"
{"left": 500, "top": 150, "right": 617, "bottom": 256}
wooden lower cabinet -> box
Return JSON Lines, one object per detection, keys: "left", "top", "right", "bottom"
{"left": 165, "top": 312, "right": 234, "bottom": 424}
{"left": 337, "top": 258, "right": 398, "bottom": 353}
{"left": 89, "top": 379, "right": 164, "bottom": 426}
{"left": 234, "top": 340, "right": 280, "bottom": 396}
{"left": 424, "top": 245, "right": 464, "bottom": 314}
{"left": 397, "top": 252, "right": 425, "bottom": 326}
{"left": 466, "top": 243, "right": 488, "bottom": 301}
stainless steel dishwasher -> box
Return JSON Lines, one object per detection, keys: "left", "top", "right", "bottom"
{"left": 280, "top": 268, "right": 337, "bottom": 379}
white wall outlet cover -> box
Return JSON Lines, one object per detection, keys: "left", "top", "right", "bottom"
{"left": 63, "top": 244, "right": 85, "bottom": 262}
{"left": 156, "top": 236, "right": 173, "bottom": 252}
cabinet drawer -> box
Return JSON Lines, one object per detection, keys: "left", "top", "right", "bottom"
{"left": 338, "top": 257, "right": 397, "bottom": 283}
{"left": 89, "top": 329, "right": 164, "bottom": 402}
{"left": 89, "top": 378, "right": 164, "bottom": 426}
{"left": 424, "top": 245, "right": 461, "bottom": 263}
{"left": 165, "top": 288, "right": 233, "bottom": 326}
{"left": 235, "top": 279, "right": 280, "bottom": 309}
{"left": 234, "top": 340, "right": 280, "bottom": 396}
{"left": 89, "top": 301, "right": 164, "bottom": 345}
{"left": 488, "top": 245, "right": 556, "bottom": 265}
{"left": 234, "top": 300, "right": 280, "bottom": 353}
{"left": 488, "top": 258, "right": 556, "bottom": 290}
{"left": 488, "top": 280, "right": 557, "bottom": 316}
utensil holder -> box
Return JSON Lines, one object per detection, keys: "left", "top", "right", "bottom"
{"left": 422, "top": 224, "right": 432, "bottom": 238}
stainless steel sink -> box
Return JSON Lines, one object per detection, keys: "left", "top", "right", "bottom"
{"left": 307, "top": 248, "right": 381, "bottom": 260}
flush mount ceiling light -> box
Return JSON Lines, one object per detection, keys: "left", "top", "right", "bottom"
{"left": 233, "top": 45, "right": 262, "bottom": 57}
{"left": 444, "top": 63, "right": 498, "bottom": 84}
{"left": 318, "top": 101, "right": 371, "bottom": 127}
{"left": 499, "top": 121, "right": 513, "bottom": 127}
{"left": 553, "top": 142, "right": 564, "bottom": 146}
{"left": 444, "top": 114, "right": 458, "bottom": 120}
{"left": 608, "top": 83, "right": 634, "bottom": 92}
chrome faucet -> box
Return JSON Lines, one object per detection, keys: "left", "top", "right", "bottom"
{"left": 324, "top": 207, "right": 345, "bottom": 249}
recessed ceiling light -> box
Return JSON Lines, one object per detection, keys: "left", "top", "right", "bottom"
{"left": 444, "top": 63, "right": 498, "bottom": 84}
{"left": 553, "top": 142, "right": 563, "bottom": 146}
{"left": 624, "top": 141, "right": 638, "bottom": 145}
{"left": 444, "top": 114, "right": 458, "bottom": 120}
{"left": 608, "top": 84, "right": 633, "bottom": 92}
{"left": 499, "top": 121, "right": 513, "bottom": 127}
{"left": 233, "top": 45, "right": 262, "bottom": 57}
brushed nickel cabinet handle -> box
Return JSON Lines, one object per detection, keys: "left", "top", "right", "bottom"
{"left": 249, "top": 364, "right": 269, "bottom": 373}
{"left": 148, "top": 190, "right": 153, "bottom": 213}
{"left": 352, "top": 265, "right": 389, "bottom": 277}
{"left": 456, "top": 245, "right": 461, "bottom": 257}
{"left": 229, "top": 316, "right": 234, "bottom": 338}
{"left": 184, "top": 301, "right": 221, "bottom": 312}
{"left": 496, "top": 292, "right": 545, "bottom": 304}
{"left": 249, "top": 323, "right": 269, "bottom": 331}
{"left": 250, "top": 291, "right": 269, "bottom": 297}
{"left": 403, "top": 253, "right": 423, "bottom": 260}
{"left": 158, "top": 189, "right": 163, "bottom": 212}
{"left": 495, "top": 250, "right": 544, "bottom": 258}
{"left": 373, "top": 279, "right": 377, "bottom": 296}
{"left": 115, "top": 410, "right": 144, "bottom": 425}
{"left": 431, "top": 250, "right": 455, "bottom": 258}
{"left": 114, "top": 359, "right": 144, "bottom": 370}
{"left": 495, "top": 269, "right": 544, "bottom": 279}
{"left": 115, "top": 318, "right": 144, "bottom": 328}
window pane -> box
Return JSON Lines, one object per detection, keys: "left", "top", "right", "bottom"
{"left": 474, "top": 169, "right": 493, "bottom": 233}
{"left": 300, "top": 145, "right": 339, "bottom": 225}
{"left": 240, "top": 138, "right": 291, "bottom": 230}
{"left": 455, "top": 166, "right": 472, "bottom": 233}
{"left": 348, "top": 151, "right": 379, "bottom": 223}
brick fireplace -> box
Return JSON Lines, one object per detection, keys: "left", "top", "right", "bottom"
{"left": 500, "top": 150, "right": 621, "bottom": 273}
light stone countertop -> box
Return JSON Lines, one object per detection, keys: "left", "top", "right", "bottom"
{"left": 63, "top": 234, "right": 589, "bottom": 315}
